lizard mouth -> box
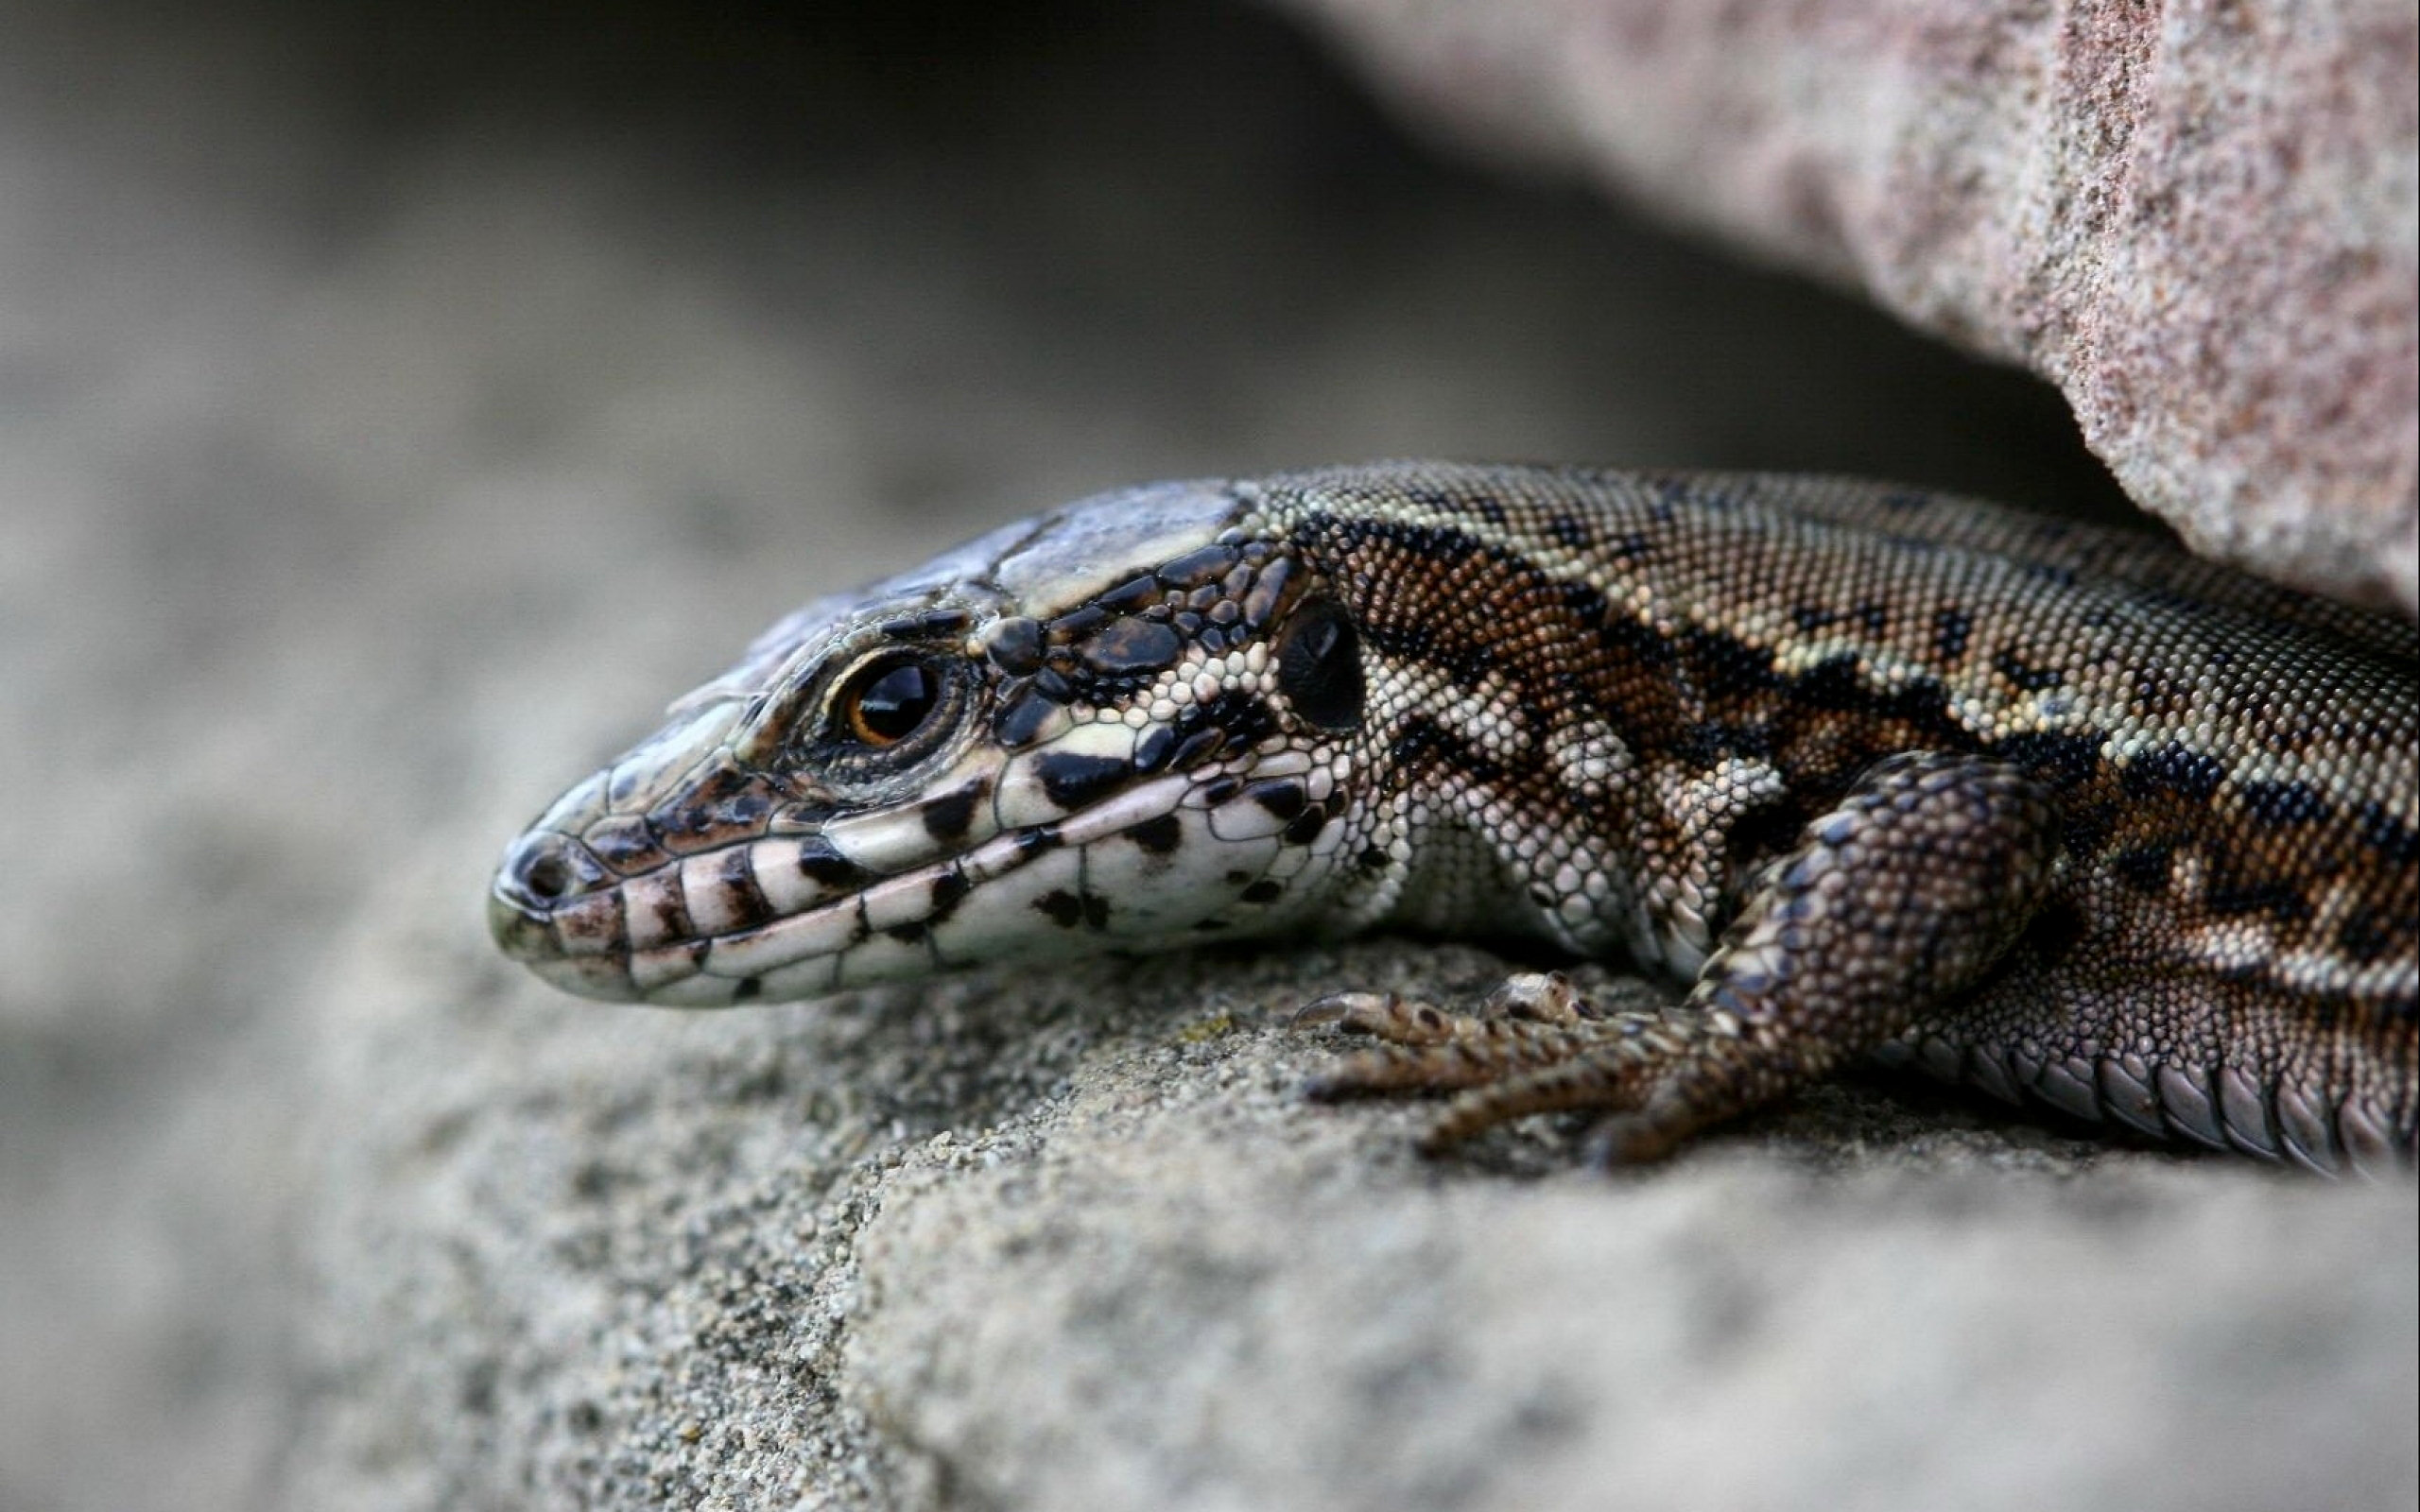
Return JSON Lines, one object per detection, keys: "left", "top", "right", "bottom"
{"left": 489, "top": 762, "right": 1304, "bottom": 1005}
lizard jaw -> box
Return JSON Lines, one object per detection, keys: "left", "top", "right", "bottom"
{"left": 491, "top": 757, "right": 1340, "bottom": 1004}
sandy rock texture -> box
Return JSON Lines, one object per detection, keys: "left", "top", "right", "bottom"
{"left": 5, "top": 5, "right": 2411, "bottom": 1512}
{"left": 302, "top": 925, "right": 2417, "bottom": 1512}
{"left": 1278, "top": 0, "right": 2420, "bottom": 614}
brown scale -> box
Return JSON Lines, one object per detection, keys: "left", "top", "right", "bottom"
{"left": 1251, "top": 463, "right": 2417, "bottom": 1174}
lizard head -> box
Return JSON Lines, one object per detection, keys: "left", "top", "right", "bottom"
{"left": 490, "top": 479, "right": 1375, "bottom": 1005}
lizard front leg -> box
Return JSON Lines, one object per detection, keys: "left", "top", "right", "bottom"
{"left": 1304, "top": 751, "right": 2065, "bottom": 1164}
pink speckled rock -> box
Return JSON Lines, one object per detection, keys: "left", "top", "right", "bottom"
{"left": 1280, "top": 0, "right": 2420, "bottom": 613}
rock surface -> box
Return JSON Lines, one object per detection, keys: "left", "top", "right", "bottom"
{"left": 1279, "top": 0, "right": 2420, "bottom": 614}
{"left": 301, "top": 922, "right": 2417, "bottom": 1512}
{"left": 5, "top": 6, "right": 2411, "bottom": 1512}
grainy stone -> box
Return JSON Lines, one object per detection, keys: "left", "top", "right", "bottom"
{"left": 1281, "top": 0, "right": 2420, "bottom": 613}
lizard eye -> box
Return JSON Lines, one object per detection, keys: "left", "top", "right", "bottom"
{"left": 1276, "top": 596, "right": 1363, "bottom": 732}
{"left": 835, "top": 653, "right": 943, "bottom": 747}
{"left": 782, "top": 642, "right": 975, "bottom": 785}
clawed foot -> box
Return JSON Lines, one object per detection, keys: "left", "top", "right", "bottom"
{"left": 1293, "top": 754, "right": 2070, "bottom": 1166}
{"left": 1294, "top": 971, "right": 1727, "bottom": 1163}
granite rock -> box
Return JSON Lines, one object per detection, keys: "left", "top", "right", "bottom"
{"left": 1280, "top": 0, "right": 2420, "bottom": 613}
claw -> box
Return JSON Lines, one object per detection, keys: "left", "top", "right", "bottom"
{"left": 1288, "top": 991, "right": 1377, "bottom": 1031}
{"left": 1292, "top": 992, "right": 1465, "bottom": 1045}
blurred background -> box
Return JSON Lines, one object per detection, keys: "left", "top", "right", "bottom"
{"left": 1, "top": 1, "right": 2154, "bottom": 1507}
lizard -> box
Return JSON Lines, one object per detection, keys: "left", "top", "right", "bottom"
{"left": 489, "top": 463, "right": 2418, "bottom": 1173}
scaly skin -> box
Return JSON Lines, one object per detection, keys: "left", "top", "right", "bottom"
{"left": 491, "top": 464, "right": 2418, "bottom": 1172}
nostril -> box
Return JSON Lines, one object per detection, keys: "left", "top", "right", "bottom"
{"left": 524, "top": 850, "right": 573, "bottom": 901}
{"left": 507, "top": 833, "right": 582, "bottom": 906}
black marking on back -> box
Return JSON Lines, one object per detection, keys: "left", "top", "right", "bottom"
{"left": 1672, "top": 624, "right": 1768, "bottom": 695}
{"left": 1388, "top": 714, "right": 1508, "bottom": 787}
{"left": 1994, "top": 651, "right": 2065, "bottom": 693}
{"left": 1992, "top": 730, "right": 2103, "bottom": 790}
{"left": 2337, "top": 905, "right": 2405, "bottom": 966}
{"left": 1933, "top": 607, "right": 1973, "bottom": 664}
{"left": 2023, "top": 899, "right": 2090, "bottom": 965}
{"left": 2356, "top": 801, "right": 2419, "bottom": 866}
{"left": 2123, "top": 744, "right": 2228, "bottom": 804}
{"left": 2060, "top": 799, "right": 2120, "bottom": 860}
{"left": 2112, "top": 843, "right": 2174, "bottom": 893}
{"left": 1791, "top": 654, "right": 1876, "bottom": 713}
{"left": 2238, "top": 780, "right": 2332, "bottom": 827}
{"left": 1679, "top": 720, "right": 1777, "bottom": 765}
{"left": 2203, "top": 877, "right": 2312, "bottom": 924}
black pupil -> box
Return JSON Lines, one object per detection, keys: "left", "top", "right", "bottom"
{"left": 852, "top": 662, "right": 938, "bottom": 743}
